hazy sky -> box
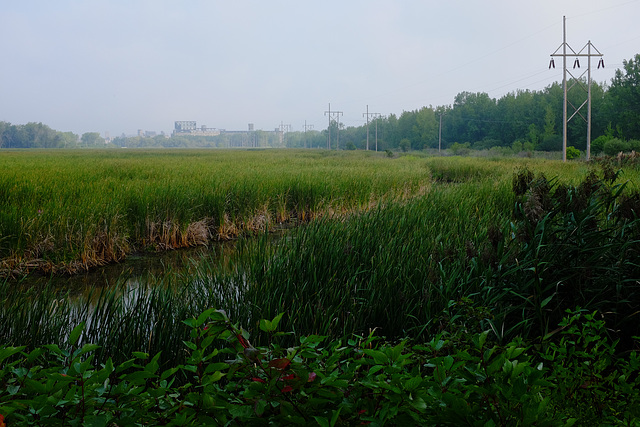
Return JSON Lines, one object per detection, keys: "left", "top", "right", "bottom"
{"left": 1, "top": 1, "right": 639, "bottom": 137}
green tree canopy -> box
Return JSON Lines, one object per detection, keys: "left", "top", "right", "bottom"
{"left": 608, "top": 54, "right": 640, "bottom": 140}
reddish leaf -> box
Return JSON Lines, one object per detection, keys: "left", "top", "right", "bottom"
{"left": 268, "top": 358, "right": 291, "bottom": 370}
{"left": 281, "top": 385, "right": 293, "bottom": 393}
{"left": 308, "top": 372, "right": 317, "bottom": 382}
{"left": 251, "top": 377, "right": 266, "bottom": 383}
{"left": 236, "top": 333, "right": 251, "bottom": 349}
{"left": 281, "top": 373, "right": 296, "bottom": 381}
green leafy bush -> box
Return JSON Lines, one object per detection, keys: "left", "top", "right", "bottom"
{"left": 604, "top": 138, "right": 631, "bottom": 156}
{"left": 449, "top": 142, "right": 471, "bottom": 156}
{"left": 1, "top": 309, "right": 638, "bottom": 425}
{"left": 566, "top": 145, "right": 580, "bottom": 160}
{"left": 591, "top": 134, "right": 613, "bottom": 154}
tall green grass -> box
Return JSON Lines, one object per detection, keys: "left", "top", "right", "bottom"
{"left": 2, "top": 155, "right": 639, "bottom": 367}
{"left": 0, "top": 149, "right": 430, "bottom": 275}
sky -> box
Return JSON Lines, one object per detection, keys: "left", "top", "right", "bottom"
{"left": 1, "top": 0, "right": 639, "bottom": 138}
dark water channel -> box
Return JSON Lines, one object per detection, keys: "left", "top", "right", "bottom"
{"left": 18, "top": 225, "right": 292, "bottom": 296}
{"left": 20, "top": 240, "right": 240, "bottom": 297}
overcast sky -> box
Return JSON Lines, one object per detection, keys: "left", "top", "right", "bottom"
{"left": 1, "top": 0, "right": 639, "bottom": 137}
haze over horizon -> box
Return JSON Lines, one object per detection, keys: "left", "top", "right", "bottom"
{"left": 1, "top": 0, "right": 639, "bottom": 138}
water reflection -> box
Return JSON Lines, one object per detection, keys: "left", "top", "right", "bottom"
{"left": 22, "top": 240, "right": 241, "bottom": 298}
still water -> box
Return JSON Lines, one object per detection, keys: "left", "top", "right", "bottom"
{"left": 20, "top": 241, "right": 240, "bottom": 297}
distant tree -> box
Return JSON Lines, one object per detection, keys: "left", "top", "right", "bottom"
{"left": 523, "top": 141, "right": 535, "bottom": 152}
{"left": 414, "top": 106, "right": 438, "bottom": 149}
{"left": 397, "top": 111, "right": 419, "bottom": 149}
{"left": 608, "top": 54, "right": 640, "bottom": 139}
{"left": 81, "top": 132, "right": 104, "bottom": 147}
{"left": 512, "top": 140, "right": 523, "bottom": 153}
{"left": 0, "top": 121, "right": 9, "bottom": 148}
{"left": 538, "top": 134, "right": 562, "bottom": 152}
{"left": 528, "top": 123, "right": 540, "bottom": 148}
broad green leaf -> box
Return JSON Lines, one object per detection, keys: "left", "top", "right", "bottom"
{"left": 313, "top": 416, "right": 330, "bottom": 427}
{"left": 363, "top": 349, "right": 389, "bottom": 365}
{"left": 69, "top": 323, "right": 85, "bottom": 347}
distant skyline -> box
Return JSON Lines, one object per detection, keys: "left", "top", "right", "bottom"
{"left": 1, "top": 0, "right": 639, "bottom": 137}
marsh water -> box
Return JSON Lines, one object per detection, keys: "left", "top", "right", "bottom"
{"left": 16, "top": 224, "right": 294, "bottom": 298}
{"left": 16, "top": 239, "right": 243, "bottom": 299}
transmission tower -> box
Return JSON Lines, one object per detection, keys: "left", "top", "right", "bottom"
{"left": 550, "top": 16, "right": 604, "bottom": 161}
{"left": 324, "top": 103, "right": 343, "bottom": 150}
{"left": 279, "top": 121, "right": 291, "bottom": 147}
{"left": 363, "top": 105, "right": 381, "bottom": 151}
{"left": 303, "top": 121, "right": 314, "bottom": 148}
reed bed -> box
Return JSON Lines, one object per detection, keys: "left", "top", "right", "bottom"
{"left": 1, "top": 154, "right": 639, "bottom": 367}
{"left": 0, "top": 149, "right": 430, "bottom": 277}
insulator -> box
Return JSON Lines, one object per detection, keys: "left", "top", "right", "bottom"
{"left": 573, "top": 59, "right": 580, "bottom": 68}
{"left": 598, "top": 58, "right": 605, "bottom": 69}
{"left": 549, "top": 59, "right": 555, "bottom": 69}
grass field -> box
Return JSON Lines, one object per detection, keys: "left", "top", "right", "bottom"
{"left": 0, "top": 149, "right": 433, "bottom": 276}
{"left": 2, "top": 150, "right": 640, "bottom": 424}
{"left": 2, "top": 149, "right": 639, "bottom": 368}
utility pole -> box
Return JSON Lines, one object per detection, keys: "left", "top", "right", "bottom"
{"left": 438, "top": 113, "right": 444, "bottom": 152}
{"left": 324, "top": 103, "right": 331, "bottom": 150}
{"left": 303, "top": 121, "right": 314, "bottom": 148}
{"left": 550, "top": 16, "right": 603, "bottom": 161}
{"left": 371, "top": 113, "right": 382, "bottom": 151}
{"left": 324, "top": 103, "right": 343, "bottom": 150}
{"left": 364, "top": 105, "right": 370, "bottom": 150}
{"left": 363, "top": 105, "right": 380, "bottom": 151}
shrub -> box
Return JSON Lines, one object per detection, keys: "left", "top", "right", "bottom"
{"left": 591, "top": 134, "right": 612, "bottom": 154}
{"left": 603, "top": 138, "right": 631, "bottom": 156}
{"left": 566, "top": 145, "right": 581, "bottom": 160}
{"left": 537, "top": 134, "right": 562, "bottom": 152}
{"left": 449, "top": 142, "right": 471, "bottom": 156}
{"left": 0, "top": 309, "right": 638, "bottom": 425}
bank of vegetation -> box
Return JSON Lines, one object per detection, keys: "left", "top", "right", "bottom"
{"left": 0, "top": 149, "right": 430, "bottom": 277}
{"left": 1, "top": 153, "right": 639, "bottom": 424}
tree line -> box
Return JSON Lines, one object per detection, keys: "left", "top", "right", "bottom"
{"left": 292, "top": 53, "right": 639, "bottom": 154}
{"left": 2, "top": 53, "right": 639, "bottom": 153}
{"left": 0, "top": 121, "right": 104, "bottom": 149}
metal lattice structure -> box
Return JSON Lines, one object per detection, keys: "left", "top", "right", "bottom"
{"left": 550, "top": 16, "right": 604, "bottom": 161}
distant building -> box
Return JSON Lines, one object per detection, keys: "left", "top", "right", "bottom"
{"left": 173, "top": 121, "right": 220, "bottom": 136}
